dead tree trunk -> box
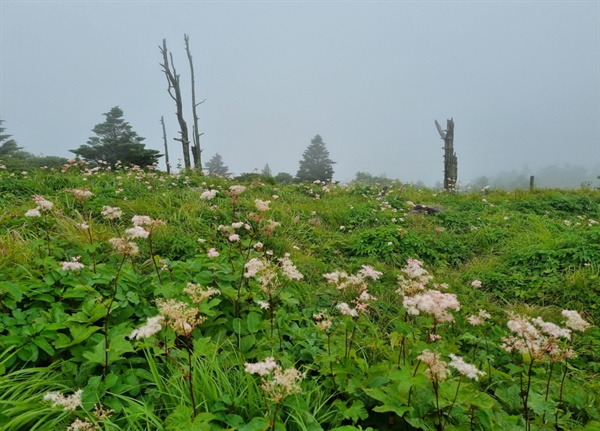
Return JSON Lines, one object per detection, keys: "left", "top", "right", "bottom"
{"left": 435, "top": 118, "right": 458, "bottom": 191}
{"left": 160, "top": 116, "right": 171, "bottom": 175}
{"left": 159, "top": 39, "right": 191, "bottom": 170}
{"left": 184, "top": 34, "right": 204, "bottom": 173}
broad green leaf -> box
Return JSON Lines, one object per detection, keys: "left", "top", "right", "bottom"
{"left": 246, "top": 311, "right": 262, "bottom": 334}
{"left": 0, "top": 282, "right": 23, "bottom": 302}
{"left": 239, "top": 417, "right": 270, "bottom": 431}
{"left": 32, "top": 335, "right": 55, "bottom": 356}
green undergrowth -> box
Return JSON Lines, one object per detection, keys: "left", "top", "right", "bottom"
{"left": 1, "top": 166, "right": 599, "bottom": 430}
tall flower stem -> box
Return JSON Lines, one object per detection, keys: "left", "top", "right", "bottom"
{"left": 443, "top": 376, "right": 463, "bottom": 430}
{"left": 185, "top": 339, "right": 197, "bottom": 418}
{"left": 147, "top": 231, "right": 162, "bottom": 284}
{"left": 103, "top": 254, "right": 127, "bottom": 377}
{"left": 521, "top": 359, "right": 536, "bottom": 431}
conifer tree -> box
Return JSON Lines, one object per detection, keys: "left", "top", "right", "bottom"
{"left": 0, "top": 118, "right": 23, "bottom": 157}
{"left": 261, "top": 163, "right": 273, "bottom": 177}
{"left": 70, "top": 107, "right": 161, "bottom": 168}
{"left": 205, "top": 153, "right": 230, "bottom": 177}
{"left": 295, "top": 134, "right": 335, "bottom": 182}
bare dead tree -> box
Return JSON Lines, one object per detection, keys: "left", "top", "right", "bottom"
{"left": 159, "top": 39, "right": 191, "bottom": 170}
{"left": 184, "top": 34, "right": 204, "bottom": 172}
{"left": 434, "top": 118, "right": 458, "bottom": 191}
{"left": 160, "top": 115, "right": 171, "bottom": 174}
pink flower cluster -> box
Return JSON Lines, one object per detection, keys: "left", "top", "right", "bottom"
{"left": 502, "top": 314, "right": 576, "bottom": 361}
{"left": 403, "top": 289, "right": 460, "bottom": 323}
{"left": 244, "top": 357, "right": 305, "bottom": 402}
{"left": 61, "top": 256, "right": 85, "bottom": 271}
{"left": 396, "top": 258, "right": 432, "bottom": 297}
{"left": 396, "top": 258, "right": 460, "bottom": 323}
{"left": 25, "top": 195, "right": 54, "bottom": 217}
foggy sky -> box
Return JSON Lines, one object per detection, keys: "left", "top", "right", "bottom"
{"left": 1, "top": 1, "right": 599, "bottom": 185}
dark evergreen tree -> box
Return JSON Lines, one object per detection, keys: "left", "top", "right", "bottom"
{"left": 0, "top": 118, "right": 24, "bottom": 157}
{"left": 274, "top": 172, "right": 294, "bottom": 184}
{"left": 295, "top": 134, "right": 335, "bottom": 182}
{"left": 261, "top": 163, "right": 273, "bottom": 177}
{"left": 205, "top": 153, "right": 230, "bottom": 177}
{"left": 70, "top": 107, "right": 161, "bottom": 168}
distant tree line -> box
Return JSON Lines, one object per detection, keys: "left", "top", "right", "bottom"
{"left": 203, "top": 134, "right": 336, "bottom": 184}
{"left": 0, "top": 118, "right": 68, "bottom": 170}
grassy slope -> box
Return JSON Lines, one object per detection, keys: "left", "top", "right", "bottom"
{"left": 1, "top": 167, "right": 599, "bottom": 430}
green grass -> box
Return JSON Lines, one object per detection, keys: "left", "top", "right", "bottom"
{"left": 1, "top": 167, "right": 599, "bottom": 430}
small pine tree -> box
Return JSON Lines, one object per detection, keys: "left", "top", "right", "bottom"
{"left": 261, "top": 163, "right": 273, "bottom": 177}
{"left": 0, "top": 118, "right": 23, "bottom": 157}
{"left": 70, "top": 106, "right": 161, "bottom": 168}
{"left": 295, "top": 134, "right": 335, "bottom": 183}
{"left": 205, "top": 153, "right": 231, "bottom": 177}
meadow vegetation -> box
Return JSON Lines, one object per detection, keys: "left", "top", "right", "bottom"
{"left": 0, "top": 164, "right": 599, "bottom": 431}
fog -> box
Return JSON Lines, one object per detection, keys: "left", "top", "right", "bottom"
{"left": 1, "top": 1, "right": 598, "bottom": 186}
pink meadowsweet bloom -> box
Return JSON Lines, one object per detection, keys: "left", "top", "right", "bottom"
{"left": 358, "top": 265, "right": 383, "bottom": 280}
{"left": 32, "top": 195, "right": 54, "bottom": 211}
{"left": 125, "top": 226, "right": 150, "bottom": 239}
{"left": 417, "top": 350, "right": 450, "bottom": 382}
{"left": 228, "top": 233, "right": 240, "bottom": 242}
{"left": 257, "top": 300, "right": 270, "bottom": 310}
{"left": 255, "top": 199, "right": 271, "bottom": 212}
{"left": 449, "top": 354, "right": 486, "bottom": 380}
{"left": 109, "top": 238, "right": 140, "bottom": 256}
{"left": 501, "top": 314, "right": 572, "bottom": 360}
{"left": 184, "top": 283, "right": 221, "bottom": 303}
{"left": 244, "top": 357, "right": 279, "bottom": 376}
{"left": 402, "top": 258, "right": 429, "bottom": 279}
{"left": 403, "top": 290, "right": 460, "bottom": 323}
{"left": 129, "top": 316, "right": 164, "bottom": 340}
{"left": 61, "top": 256, "right": 85, "bottom": 271}
{"left": 68, "top": 188, "right": 94, "bottom": 201}
{"left": 532, "top": 317, "right": 571, "bottom": 340}
{"left": 43, "top": 389, "right": 83, "bottom": 411}
{"left": 66, "top": 418, "right": 97, "bottom": 431}
{"left": 101, "top": 206, "right": 122, "bottom": 220}
{"left": 467, "top": 309, "right": 491, "bottom": 326}
{"left": 471, "top": 279, "right": 482, "bottom": 288}
{"left": 336, "top": 302, "right": 359, "bottom": 317}
{"left": 131, "top": 215, "right": 153, "bottom": 226}
{"left": 200, "top": 189, "right": 218, "bottom": 200}
{"left": 231, "top": 221, "right": 245, "bottom": 229}
{"left": 323, "top": 270, "right": 346, "bottom": 285}
{"left": 25, "top": 208, "right": 41, "bottom": 217}
{"left": 253, "top": 241, "right": 264, "bottom": 250}
{"left": 207, "top": 248, "right": 220, "bottom": 257}
{"left": 562, "top": 310, "right": 591, "bottom": 332}
{"left": 278, "top": 254, "right": 304, "bottom": 280}
{"left": 244, "top": 258, "right": 265, "bottom": 278}
{"left": 229, "top": 185, "right": 246, "bottom": 195}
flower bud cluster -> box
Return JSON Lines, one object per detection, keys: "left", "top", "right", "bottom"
{"left": 396, "top": 258, "right": 460, "bottom": 324}
{"left": 245, "top": 357, "right": 305, "bottom": 403}
{"left": 501, "top": 313, "right": 582, "bottom": 361}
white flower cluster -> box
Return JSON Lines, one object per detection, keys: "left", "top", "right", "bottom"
{"left": 25, "top": 195, "right": 54, "bottom": 217}
{"left": 244, "top": 357, "right": 305, "bottom": 402}
{"left": 61, "top": 256, "right": 85, "bottom": 271}
{"left": 502, "top": 313, "right": 578, "bottom": 361}
{"left": 129, "top": 316, "right": 164, "bottom": 340}
{"left": 43, "top": 389, "right": 83, "bottom": 411}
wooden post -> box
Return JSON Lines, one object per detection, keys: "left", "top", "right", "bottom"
{"left": 160, "top": 116, "right": 170, "bottom": 175}
{"left": 435, "top": 118, "right": 458, "bottom": 191}
{"left": 529, "top": 175, "right": 535, "bottom": 191}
